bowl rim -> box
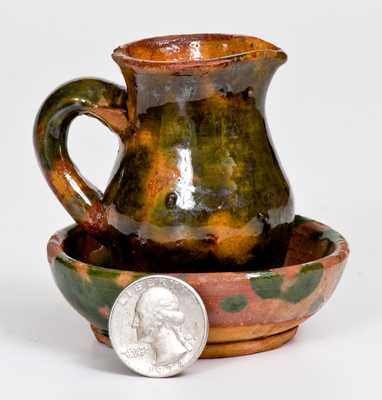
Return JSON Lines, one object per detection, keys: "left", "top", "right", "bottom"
{"left": 48, "top": 215, "right": 349, "bottom": 277}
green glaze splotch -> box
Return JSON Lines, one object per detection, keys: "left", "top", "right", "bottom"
{"left": 249, "top": 272, "right": 283, "bottom": 299}
{"left": 52, "top": 255, "right": 144, "bottom": 330}
{"left": 52, "top": 261, "right": 118, "bottom": 328}
{"left": 250, "top": 262, "right": 324, "bottom": 303}
{"left": 319, "top": 228, "right": 344, "bottom": 243}
{"left": 282, "top": 263, "right": 324, "bottom": 303}
{"left": 35, "top": 34, "right": 294, "bottom": 273}
{"left": 220, "top": 295, "right": 248, "bottom": 312}
{"left": 293, "top": 215, "right": 311, "bottom": 227}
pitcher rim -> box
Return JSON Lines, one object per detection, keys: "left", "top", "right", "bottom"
{"left": 112, "top": 33, "right": 287, "bottom": 72}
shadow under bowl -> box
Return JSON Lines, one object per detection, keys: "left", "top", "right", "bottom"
{"left": 47, "top": 215, "right": 349, "bottom": 358}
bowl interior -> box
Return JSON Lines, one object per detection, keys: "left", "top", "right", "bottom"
{"left": 62, "top": 218, "right": 337, "bottom": 272}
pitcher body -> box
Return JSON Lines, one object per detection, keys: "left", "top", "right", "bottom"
{"left": 34, "top": 34, "right": 294, "bottom": 272}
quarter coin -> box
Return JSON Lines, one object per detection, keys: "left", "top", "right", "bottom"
{"left": 109, "top": 275, "right": 209, "bottom": 377}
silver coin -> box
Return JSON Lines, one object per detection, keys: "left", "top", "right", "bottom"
{"left": 108, "top": 275, "right": 209, "bottom": 377}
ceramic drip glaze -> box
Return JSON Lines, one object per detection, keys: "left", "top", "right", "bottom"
{"left": 35, "top": 34, "right": 294, "bottom": 272}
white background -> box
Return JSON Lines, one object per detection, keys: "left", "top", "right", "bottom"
{"left": 0, "top": 0, "right": 380, "bottom": 398}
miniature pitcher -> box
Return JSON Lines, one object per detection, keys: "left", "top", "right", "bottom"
{"left": 34, "top": 34, "right": 294, "bottom": 272}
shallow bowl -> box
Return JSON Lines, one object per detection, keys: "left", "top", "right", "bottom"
{"left": 47, "top": 215, "right": 349, "bottom": 358}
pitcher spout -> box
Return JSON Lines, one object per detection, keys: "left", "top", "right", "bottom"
{"left": 112, "top": 34, "right": 287, "bottom": 117}
{"left": 112, "top": 33, "right": 287, "bottom": 73}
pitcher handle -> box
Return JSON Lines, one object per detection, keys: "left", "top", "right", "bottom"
{"left": 34, "top": 78, "right": 129, "bottom": 235}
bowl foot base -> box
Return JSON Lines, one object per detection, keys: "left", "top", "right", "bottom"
{"left": 90, "top": 324, "right": 298, "bottom": 358}
{"left": 200, "top": 327, "right": 298, "bottom": 358}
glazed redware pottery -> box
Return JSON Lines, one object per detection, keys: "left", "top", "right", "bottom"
{"left": 34, "top": 34, "right": 294, "bottom": 273}
{"left": 47, "top": 216, "right": 349, "bottom": 358}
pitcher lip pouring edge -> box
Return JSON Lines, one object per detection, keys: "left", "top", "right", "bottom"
{"left": 112, "top": 33, "right": 287, "bottom": 72}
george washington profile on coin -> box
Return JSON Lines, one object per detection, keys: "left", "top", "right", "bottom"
{"left": 131, "top": 286, "right": 193, "bottom": 366}
{"left": 109, "top": 275, "right": 208, "bottom": 377}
